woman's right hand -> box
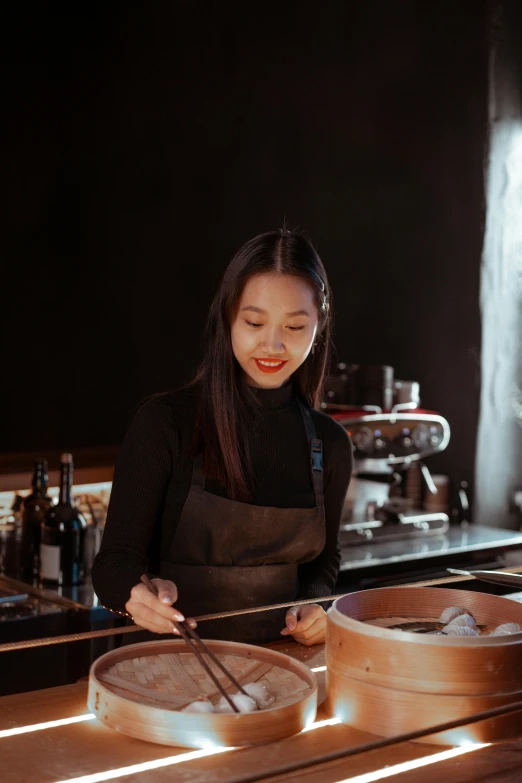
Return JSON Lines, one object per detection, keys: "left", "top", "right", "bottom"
{"left": 125, "top": 578, "right": 196, "bottom": 635}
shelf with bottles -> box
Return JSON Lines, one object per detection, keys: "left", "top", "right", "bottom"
{"left": 0, "top": 482, "right": 112, "bottom": 529}
{"left": 0, "top": 469, "right": 112, "bottom": 586}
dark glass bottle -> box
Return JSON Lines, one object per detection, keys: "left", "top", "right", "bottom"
{"left": 21, "top": 459, "right": 52, "bottom": 583}
{"left": 39, "top": 453, "right": 87, "bottom": 586}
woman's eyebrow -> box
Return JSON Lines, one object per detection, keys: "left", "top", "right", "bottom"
{"left": 240, "top": 305, "right": 266, "bottom": 313}
{"left": 240, "top": 305, "right": 310, "bottom": 317}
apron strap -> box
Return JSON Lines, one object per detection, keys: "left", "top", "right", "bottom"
{"left": 296, "top": 399, "right": 325, "bottom": 509}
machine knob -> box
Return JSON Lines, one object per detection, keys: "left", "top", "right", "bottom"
{"left": 411, "top": 423, "right": 430, "bottom": 449}
{"left": 429, "top": 426, "right": 442, "bottom": 447}
{"left": 395, "top": 428, "right": 413, "bottom": 452}
{"left": 373, "top": 429, "right": 387, "bottom": 453}
{"left": 352, "top": 426, "right": 374, "bottom": 453}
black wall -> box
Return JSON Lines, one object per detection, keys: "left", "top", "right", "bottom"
{"left": 3, "top": 1, "right": 488, "bottom": 489}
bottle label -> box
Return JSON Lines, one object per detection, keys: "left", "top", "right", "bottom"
{"left": 40, "top": 543, "right": 60, "bottom": 581}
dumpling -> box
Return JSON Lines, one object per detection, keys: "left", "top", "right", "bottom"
{"left": 444, "top": 625, "right": 480, "bottom": 637}
{"left": 491, "top": 623, "right": 522, "bottom": 636}
{"left": 242, "top": 682, "right": 275, "bottom": 709}
{"left": 438, "top": 606, "right": 468, "bottom": 624}
{"left": 444, "top": 613, "right": 476, "bottom": 630}
{"left": 215, "top": 693, "right": 258, "bottom": 713}
{"left": 181, "top": 699, "right": 215, "bottom": 713}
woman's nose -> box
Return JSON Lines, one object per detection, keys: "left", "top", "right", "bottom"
{"left": 260, "top": 327, "right": 285, "bottom": 355}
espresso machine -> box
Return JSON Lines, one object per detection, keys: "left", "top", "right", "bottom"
{"left": 325, "top": 364, "right": 451, "bottom": 545}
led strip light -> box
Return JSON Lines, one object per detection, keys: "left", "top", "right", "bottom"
{"left": 334, "top": 743, "right": 490, "bottom": 783}
{"left": 0, "top": 713, "right": 96, "bottom": 738}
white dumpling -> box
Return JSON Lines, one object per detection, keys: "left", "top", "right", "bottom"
{"left": 181, "top": 699, "right": 215, "bottom": 713}
{"left": 216, "top": 693, "right": 258, "bottom": 713}
{"left": 444, "top": 613, "right": 476, "bottom": 629}
{"left": 438, "top": 606, "right": 468, "bottom": 624}
{"left": 491, "top": 622, "right": 522, "bottom": 636}
{"left": 444, "top": 625, "right": 480, "bottom": 637}
{"left": 242, "top": 682, "right": 275, "bottom": 709}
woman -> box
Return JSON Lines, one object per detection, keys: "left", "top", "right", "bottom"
{"left": 92, "top": 229, "right": 353, "bottom": 646}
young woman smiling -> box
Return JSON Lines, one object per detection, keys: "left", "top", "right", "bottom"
{"left": 92, "top": 229, "right": 353, "bottom": 646}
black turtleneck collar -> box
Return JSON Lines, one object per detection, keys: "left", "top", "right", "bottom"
{"left": 251, "top": 380, "right": 295, "bottom": 411}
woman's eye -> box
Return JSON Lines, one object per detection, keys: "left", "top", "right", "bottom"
{"left": 244, "top": 321, "right": 305, "bottom": 331}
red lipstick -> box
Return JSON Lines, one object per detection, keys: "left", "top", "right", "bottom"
{"left": 253, "top": 358, "right": 288, "bottom": 374}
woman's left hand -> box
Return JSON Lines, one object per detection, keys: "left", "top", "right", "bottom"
{"left": 280, "top": 604, "right": 326, "bottom": 646}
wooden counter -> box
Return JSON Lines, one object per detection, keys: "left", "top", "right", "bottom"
{"left": 2, "top": 640, "right": 522, "bottom": 783}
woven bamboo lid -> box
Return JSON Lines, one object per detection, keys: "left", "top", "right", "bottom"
{"left": 88, "top": 638, "right": 317, "bottom": 748}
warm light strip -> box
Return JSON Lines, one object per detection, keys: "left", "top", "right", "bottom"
{"left": 0, "top": 713, "right": 96, "bottom": 738}
{"left": 30, "top": 714, "right": 341, "bottom": 783}
{"left": 311, "top": 665, "right": 327, "bottom": 672}
{"left": 334, "top": 743, "right": 491, "bottom": 783}
{"left": 54, "top": 746, "right": 232, "bottom": 783}
{"left": 303, "top": 717, "right": 341, "bottom": 731}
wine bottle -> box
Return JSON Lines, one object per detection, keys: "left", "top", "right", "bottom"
{"left": 21, "top": 458, "right": 52, "bottom": 583}
{"left": 39, "top": 453, "right": 87, "bottom": 586}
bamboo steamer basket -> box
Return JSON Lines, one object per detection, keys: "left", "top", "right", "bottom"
{"left": 88, "top": 639, "right": 317, "bottom": 748}
{"left": 325, "top": 587, "right": 522, "bottom": 745}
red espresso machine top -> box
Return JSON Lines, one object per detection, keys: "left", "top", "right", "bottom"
{"left": 329, "top": 408, "right": 450, "bottom": 465}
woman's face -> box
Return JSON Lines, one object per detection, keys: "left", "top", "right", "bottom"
{"left": 231, "top": 273, "right": 319, "bottom": 388}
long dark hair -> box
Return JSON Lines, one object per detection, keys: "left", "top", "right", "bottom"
{"left": 191, "top": 228, "right": 332, "bottom": 501}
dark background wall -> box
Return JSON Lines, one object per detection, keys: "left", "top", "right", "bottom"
{"left": 3, "top": 1, "right": 488, "bottom": 489}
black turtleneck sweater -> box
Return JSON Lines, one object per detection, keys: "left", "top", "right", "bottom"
{"left": 92, "top": 383, "right": 353, "bottom": 614}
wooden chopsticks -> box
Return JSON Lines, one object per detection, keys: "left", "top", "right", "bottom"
{"left": 139, "top": 574, "right": 249, "bottom": 713}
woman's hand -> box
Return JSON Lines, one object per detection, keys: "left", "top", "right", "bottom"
{"left": 125, "top": 578, "right": 197, "bottom": 635}
{"left": 280, "top": 604, "right": 326, "bottom": 646}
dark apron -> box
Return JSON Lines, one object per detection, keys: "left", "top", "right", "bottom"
{"left": 126, "top": 400, "right": 326, "bottom": 645}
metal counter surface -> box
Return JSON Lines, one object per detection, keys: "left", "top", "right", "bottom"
{"left": 340, "top": 524, "right": 522, "bottom": 571}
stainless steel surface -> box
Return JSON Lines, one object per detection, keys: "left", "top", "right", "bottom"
{"left": 340, "top": 524, "right": 522, "bottom": 571}
{"left": 447, "top": 568, "right": 522, "bottom": 587}
{"left": 0, "top": 581, "right": 67, "bottom": 621}
{"left": 343, "top": 473, "right": 392, "bottom": 525}
{"left": 0, "top": 574, "right": 91, "bottom": 611}
{"left": 340, "top": 512, "right": 449, "bottom": 545}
